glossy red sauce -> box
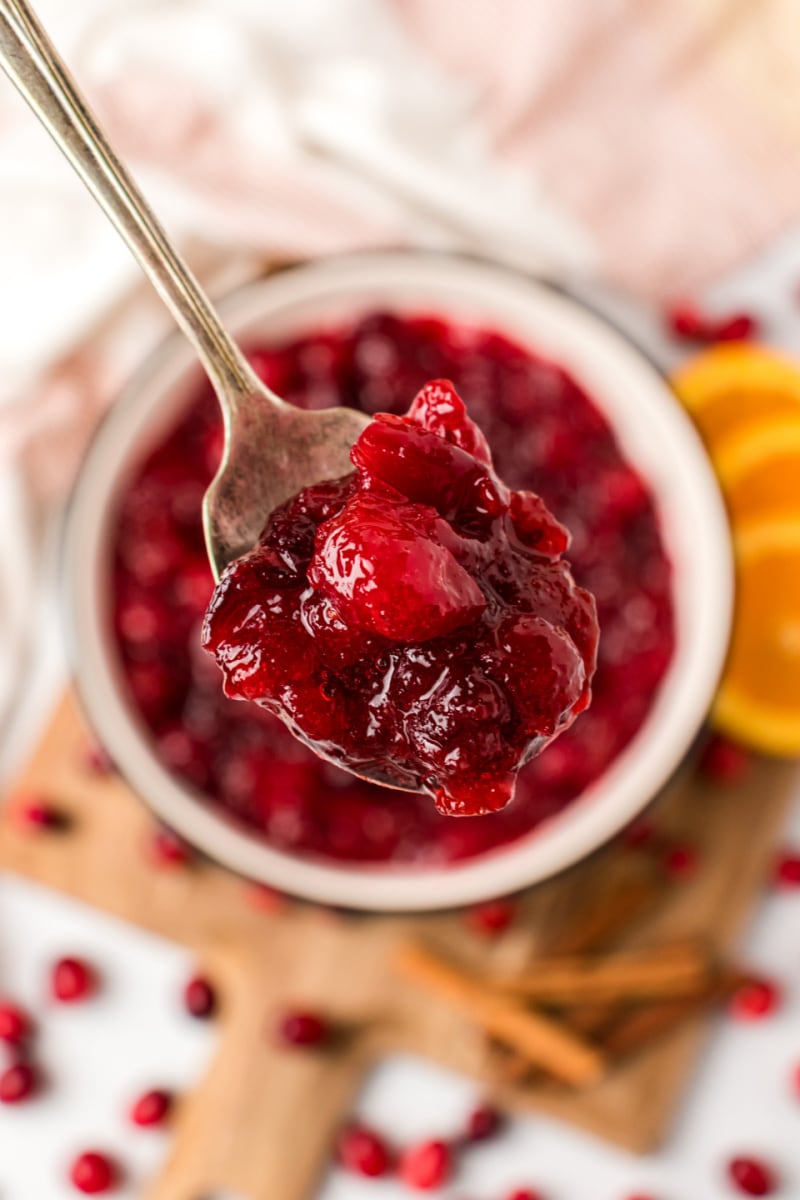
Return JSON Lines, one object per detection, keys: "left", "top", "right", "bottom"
{"left": 202, "top": 380, "right": 598, "bottom": 816}
{"left": 111, "top": 313, "right": 674, "bottom": 865}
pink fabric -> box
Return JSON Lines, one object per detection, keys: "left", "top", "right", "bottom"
{"left": 395, "top": 0, "right": 800, "bottom": 295}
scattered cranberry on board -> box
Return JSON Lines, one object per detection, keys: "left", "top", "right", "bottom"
{"left": 727, "top": 1154, "right": 778, "bottom": 1196}
{"left": 336, "top": 1125, "right": 392, "bottom": 1178}
{"left": 68, "top": 1151, "right": 119, "bottom": 1195}
{"left": 51, "top": 957, "right": 97, "bottom": 1004}
{"left": 0, "top": 1000, "right": 32, "bottom": 1045}
{"left": 464, "top": 1102, "right": 503, "bottom": 1142}
{"left": 730, "top": 976, "right": 781, "bottom": 1021}
{"left": 130, "top": 1088, "right": 172, "bottom": 1128}
{"left": 204, "top": 380, "right": 598, "bottom": 816}
{"left": 0, "top": 1062, "right": 38, "bottom": 1104}
{"left": 276, "top": 1009, "right": 331, "bottom": 1048}
{"left": 398, "top": 1138, "right": 453, "bottom": 1190}
{"left": 182, "top": 974, "right": 216, "bottom": 1019}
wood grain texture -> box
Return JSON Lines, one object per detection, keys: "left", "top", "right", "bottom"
{"left": 0, "top": 692, "right": 795, "bottom": 1197}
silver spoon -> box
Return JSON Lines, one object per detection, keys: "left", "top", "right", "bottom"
{"left": 0, "top": 0, "right": 369, "bottom": 581}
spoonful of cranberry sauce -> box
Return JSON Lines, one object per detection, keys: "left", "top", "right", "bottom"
{"left": 203, "top": 380, "right": 598, "bottom": 815}
{"left": 0, "top": 0, "right": 598, "bottom": 812}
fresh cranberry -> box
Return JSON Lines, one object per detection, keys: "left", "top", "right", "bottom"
{"left": 0, "top": 1001, "right": 32, "bottom": 1045}
{"left": 506, "top": 1190, "right": 545, "bottom": 1200}
{"left": 398, "top": 1139, "right": 453, "bottom": 1190}
{"left": 663, "top": 842, "right": 699, "bottom": 879}
{"left": 276, "top": 1009, "right": 331, "bottom": 1047}
{"left": 727, "top": 1155, "right": 778, "bottom": 1196}
{"left": 130, "top": 1088, "right": 172, "bottom": 1127}
{"left": 626, "top": 817, "right": 659, "bottom": 851}
{"left": 0, "top": 1062, "right": 38, "bottom": 1104}
{"left": 14, "top": 796, "right": 67, "bottom": 832}
{"left": 51, "top": 957, "right": 96, "bottom": 1003}
{"left": 69, "top": 1151, "right": 118, "bottom": 1194}
{"left": 774, "top": 852, "right": 800, "bottom": 888}
{"left": 464, "top": 1103, "right": 503, "bottom": 1141}
{"left": 714, "top": 312, "right": 759, "bottom": 342}
{"left": 698, "top": 735, "right": 751, "bottom": 784}
{"left": 666, "top": 303, "right": 707, "bottom": 340}
{"left": 465, "top": 899, "right": 516, "bottom": 937}
{"left": 204, "top": 381, "right": 597, "bottom": 817}
{"left": 145, "top": 826, "right": 192, "bottom": 868}
{"left": 730, "top": 977, "right": 781, "bottom": 1021}
{"left": 337, "top": 1125, "right": 391, "bottom": 1177}
{"left": 183, "top": 975, "right": 216, "bottom": 1019}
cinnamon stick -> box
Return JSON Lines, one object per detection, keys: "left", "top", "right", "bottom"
{"left": 396, "top": 942, "right": 605, "bottom": 1087}
{"left": 544, "top": 863, "right": 662, "bottom": 956}
{"left": 495, "top": 938, "right": 714, "bottom": 1006}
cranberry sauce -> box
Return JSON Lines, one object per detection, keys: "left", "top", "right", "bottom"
{"left": 111, "top": 313, "right": 674, "bottom": 865}
{"left": 203, "top": 381, "right": 598, "bottom": 816}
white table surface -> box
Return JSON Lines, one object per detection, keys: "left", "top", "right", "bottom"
{"left": 4, "top": 237, "right": 800, "bottom": 1199}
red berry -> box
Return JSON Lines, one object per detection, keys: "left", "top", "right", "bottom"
{"left": 727, "top": 1155, "right": 777, "bottom": 1195}
{"left": 507, "top": 1190, "right": 545, "bottom": 1200}
{"left": 145, "top": 826, "right": 192, "bottom": 868}
{"left": 774, "top": 852, "right": 800, "bottom": 888}
{"left": 730, "top": 977, "right": 781, "bottom": 1021}
{"left": 0, "top": 1062, "right": 38, "bottom": 1104}
{"left": 399, "top": 1139, "right": 453, "bottom": 1190}
{"left": 337, "top": 1125, "right": 391, "bottom": 1177}
{"left": 698, "top": 735, "right": 751, "bottom": 784}
{"left": 52, "top": 957, "right": 96, "bottom": 1003}
{"left": 620, "top": 817, "right": 657, "bottom": 850}
{"left": 713, "top": 312, "right": 758, "bottom": 342}
{"left": 465, "top": 898, "right": 515, "bottom": 937}
{"left": 130, "top": 1088, "right": 172, "bottom": 1127}
{"left": 663, "top": 842, "right": 699, "bottom": 879}
{"left": 0, "top": 1001, "right": 32, "bottom": 1045}
{"left": 667, "top": 302, "right": 707, "bottom": 340}
{"left": 69, "top": 1151, "right": 118, "bottom": 1194}
{"left": 277, "top": 1009, "right": 331, "bottom": 1047}
{"left": 183, "top": 975, "right": 216, "bottom": 1019}
{"left": 465, "top": 1103, "right": 503, "bottom": 1142}
{"left": 15, "top": 796, "right": 67, "bottom": 832}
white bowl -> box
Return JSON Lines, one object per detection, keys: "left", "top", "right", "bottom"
{"left": 62, "top": 252, "right": 733, "bottom": 911}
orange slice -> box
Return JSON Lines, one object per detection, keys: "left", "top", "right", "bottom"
{"left": 713, "top": 417, "right": 800, "bottom": 523}
{"left": 714, "top": 517, "right": 800, "bottom": 755}
{"left": 673, "top": 344, "right": 800, "bottom": 445}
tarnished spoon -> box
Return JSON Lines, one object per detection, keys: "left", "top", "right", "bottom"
{"left": 0, "top": 0, "right": 369, "bottom": 579}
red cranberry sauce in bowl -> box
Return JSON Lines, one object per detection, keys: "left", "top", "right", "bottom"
{"left": 111, "top": 313, "right": 675, "bottom": 867}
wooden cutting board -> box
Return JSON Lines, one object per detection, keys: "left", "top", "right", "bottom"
{"left": 0, "top": 691, "right": 796, "bottom": 1200}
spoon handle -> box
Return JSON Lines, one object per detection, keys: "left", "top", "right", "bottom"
{"left": 0, "top": 0, "right": 260, "bottom": 406}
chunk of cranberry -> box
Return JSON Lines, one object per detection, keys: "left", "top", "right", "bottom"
{"left": 506, "top": 1191, "right": 546, "bottom": 1200}
{"left": 183, "top": 974, "right": 216, "bottom": 1019}
{"left": 69, "top": 1151, "right": 118, "bottom": 1194}
{"left": 276, "top": 1009, "right": 331, "bottom": 1048}
{"left": 51, "top": 957, "right": 96, "bottom": 1004}
{"left": 130, "top": 1088, "right": 172, "bottom": 1127}
{"left": 714, "top": 312, "right": 759, "bottom": 342}
{"left": 337, "top": 1125, "right": 391, "bottom": 1177}
{"left": 0, "top": 1062, "right": 38, "bottom": 1104}
{"left": 727, "top": 1155, "right": 778, "bottom": 1196}
{"left": 398, "top": 1139, "right": 453, "bottom": 1190}
{"left": 0, "top": 1001, "right": 32, "bottom": 1045}
{"left": 14, "top": 795, "right": 67, "bottom": 832}
{"left": 663, "top": 842, "right": 699, "bottom": 880}
{"left": 145, "top": 826, "right": 193, "bottom": 868}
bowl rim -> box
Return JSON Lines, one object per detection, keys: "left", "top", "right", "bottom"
{"left": 62, "top": 251, "right": 734, "bottom": 911}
